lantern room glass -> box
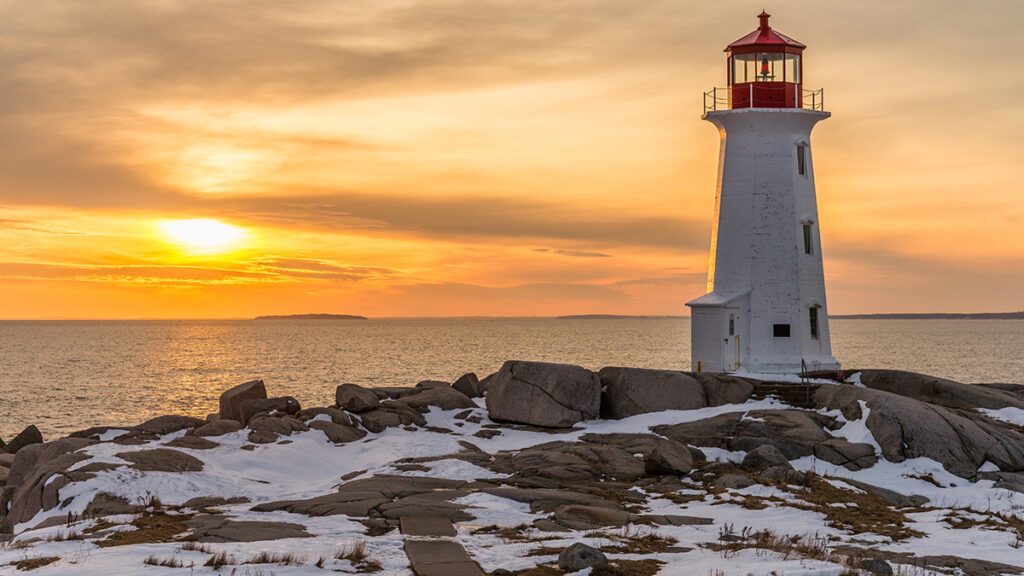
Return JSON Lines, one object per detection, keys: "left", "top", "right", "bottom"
{"left": 784, "top": 53, "right": 801, "bottom": 84}
{"left": 730, "top": 52, "right": 800, "bottom": 84}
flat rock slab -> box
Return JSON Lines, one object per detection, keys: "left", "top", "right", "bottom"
{"left": 115, "top": 448, "right": 204, "bottom": 472}
{"left": 185, "top": 516, "right": 312, "bottom": 542}
{"left": 400, "top": 517, "right": 457, "bottom": 537}
{"left": 645, "top": 514, "right": 715, "bottom": 526}
{"left": 403, "top": 541, "right": 484, "bottom": 576}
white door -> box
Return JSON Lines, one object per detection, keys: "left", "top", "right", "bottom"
{"left": 691, "top": 308, "right": 724, "bottom": 372}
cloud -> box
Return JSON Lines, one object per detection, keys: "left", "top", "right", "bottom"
{"left": 534, "top": 248, "right": 612, "bottom": 258}
{"left": 0, "top": 259, "right": 399, "bottom": 287}
{"left": 250, "top": 257, "right": 400, "bottom": 280}
{"left": 213, "top": 192, "right": 708, "bottom": 251}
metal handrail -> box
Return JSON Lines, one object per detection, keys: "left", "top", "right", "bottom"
{"left": 703, "top": 86, "right": 826, "bottom": 113}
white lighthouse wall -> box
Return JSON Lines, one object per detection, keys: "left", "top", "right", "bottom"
{"left": 699, "top": 108, "right": 838, "bottom": 373}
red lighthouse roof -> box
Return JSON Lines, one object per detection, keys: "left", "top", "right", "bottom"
{"left": 726, "top": 11, "right": 805, "bottom": 51}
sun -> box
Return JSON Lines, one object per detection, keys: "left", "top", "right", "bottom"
{"left": 159, "top": 219, "right": 244, "bottom": 253}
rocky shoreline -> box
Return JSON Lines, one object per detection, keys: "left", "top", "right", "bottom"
{"left": 3, "top": 362, "right": 1024, "bottom": 575}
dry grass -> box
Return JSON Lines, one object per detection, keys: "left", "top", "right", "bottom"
{"left": 943, "top": 508, "right": 1024, "bottom": 540}
{"left": 336, "top": 539, "right": 382, "bottom": 573}
{"left": 95, "top": 511, "right": 191, "bottom": 547}
{"left": 715, "top": 528, "right": 836, "bottom": 562}
{"left": 178, "top": 540, "right": 213, "bottom": 553}
{"left": 585, "top": 525, "right": 679, "bottom": 554}
{"left": 244, "top": 551, "right": 303, "bottom": 565}
{"left": 783, "top": 475, "right": 926, "bottom": 540}
{"left": 10, "top": 556, "right": 61, "bottom": 571}
{"left": 599, "top": 559, "right": 665, "bottom": 576}
{"left": 44, "top": 529, "right": 81, "bottom": 542}
{"left": 204, "top": 551, "right": 235, "bottom": 569}
{"left": 336, "top": 539, "right": 367, "bottom": 562}
{"left": 471, "top": 524, "right": 560, "bottom": 543}
{"left": 143, "top": 555, "right": 189, "bottom": 568}
{"left": 907, "top": 473, "right": 943, "bottom": 487}
{"left": 81, "top": 519, "right": 115, "bottom": 536}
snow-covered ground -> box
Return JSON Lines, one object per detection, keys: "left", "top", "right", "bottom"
{"left": 3, "top": 396, "right": 1024, "bottom": 576}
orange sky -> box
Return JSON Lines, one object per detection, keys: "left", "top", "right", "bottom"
{"left": 2, "top": 0, "right": 1023, "bottom": 319}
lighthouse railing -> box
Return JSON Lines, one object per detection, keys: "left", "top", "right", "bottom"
{"left": 703, "top": 86, "right": 825, "bottom": 112}
{"left": 802, "top": 88, "right": 825, "bottom": 111}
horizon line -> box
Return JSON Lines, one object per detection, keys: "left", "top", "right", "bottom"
{"left": 2, "top": 311, "right": 1023, "bottom": 322}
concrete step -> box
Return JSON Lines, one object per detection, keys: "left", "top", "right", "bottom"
{"left": 400, "top": 517, "right": 457, "bottom": 537}
{"left": 403, "top": 540, "right": 485, "bottom": 576}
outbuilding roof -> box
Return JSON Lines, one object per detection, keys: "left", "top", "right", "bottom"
{"left": 686, "top": 289, "right": 751, "bottom": 307}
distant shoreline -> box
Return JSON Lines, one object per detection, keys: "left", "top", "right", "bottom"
{"left": 3, "top": 312, "right": 1024, "bottom": 321}
{"left": 832, "top": 312, "right": 1024, "bottom": 320}
{"left": 253, "top": 314, "right": 368, "bottom": 320}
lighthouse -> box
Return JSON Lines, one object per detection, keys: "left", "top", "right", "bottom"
{"left": 687, "top": 11, "right": 840, "bottom": 374}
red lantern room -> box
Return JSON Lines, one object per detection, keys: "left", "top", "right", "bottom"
{"left": 726, "top": 11, "right": 805, "bottom": 109}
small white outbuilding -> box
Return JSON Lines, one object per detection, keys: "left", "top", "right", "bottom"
{"left": 687, "top": 12, "right": 840, "bottom": 374}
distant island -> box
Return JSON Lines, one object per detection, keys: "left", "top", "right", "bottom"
{"left": 832, "top": 311, "right": 1024, "bottom": 320}
{"left": 254, "top": 314, "right": 367, "bottom": 320}
{"left": 557, "top": 314, "right": 687, "bottom": 320}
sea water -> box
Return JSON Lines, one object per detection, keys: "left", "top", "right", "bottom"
{"left": 1, "top": 318, "right": 1022, "bottom": 439}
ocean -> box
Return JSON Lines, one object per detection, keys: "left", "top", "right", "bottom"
{"left": 1, "top": 318, "right": 1022, "bottom": 440}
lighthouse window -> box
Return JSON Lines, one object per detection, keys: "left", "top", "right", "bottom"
{"left": 797, "top": 145, "right": 806, "bottom": 175}
{"left": 773, "top": 324, "right": 791, "bottom": 338}
{"left": 803, "top": 223, "right": 813, "bottom": 254}
{"left": 784, "top": 54, "right": 801, "bottom": 84}
{"left": 756, "top": 52, "right": 783, "bottom": 82}
{"left": 732, "top": 53, "right": 758, "bottom": 84}
{"left": 809, "top": 307, "right": 820, "bottom": 340}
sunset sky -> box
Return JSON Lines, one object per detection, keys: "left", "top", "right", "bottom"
{"left": 2, "top": 0, "right": 1023, "bottom": 319}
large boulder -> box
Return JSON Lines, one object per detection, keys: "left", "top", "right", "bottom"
{"left": 239, "top": 396, "right": 300, "bottom": 425}
{"left": 135, "top": 415, "right": 204, "bottom": 436}
{"left": 357, "top": 402, "right": 426, "bottom": 433}
{"left": 577, "top": 433, "right": 693, "bottom": 476}
{"left": 741, "top": 444, "right": 790, "bottom": 472}
{"left": 192, "top": 419, "right": 242, "bottom": 437}
{"left": 4, "top": 425, "right": 43, "bottom": 455}
{"left": 599, "top": 367, "right": 705, "bottom": 419}
{"left": 559, "top": 542, "right": 608, "bottom": 572}
{"left": 499, "top": 441, "right": 647, "bottom": 485}
{"left": 336, "top": 383, "right": 380, "bottom": 413}
{"left": 815, "top": 383, "right": 1024, "bottom": 479}
{"left": 219, "top": 380, "right": 267, "bottom": 423}
{"left": 654, "top": 409, "right": 834, "bottom": 459}
{"left": 308, "top": 420, "right": 367, "bottom": 443}
{"left": 646, "top": 441, "right": 694, "bottom": 476}
{"left": 814, "top": 438, "right": 878, "bottom": 470}
{"left": 247, "top": 416, "right": 308, "bottom": 444}
{"left": 400, "top": 386, "right": 476, "bottom": 413}
{"left": 297, "top": 407, "right": 355, "bottom": 427}
{"left": 6, "top": 438, "right": 97, "bottom": 525}
{"left": 452, "top": 373, "right": 481, "bottom": 398}
{"left": 486, "top": 361, "right": 600, "bottom": 427}
{"left": 856, "top": 370, "right": 1024, "bottom": 411}
{"left": 693, "top": 372, "right": 755, "bottom": 406}
{"left": 116, "top": 448, "right": 204, "bottom": 473}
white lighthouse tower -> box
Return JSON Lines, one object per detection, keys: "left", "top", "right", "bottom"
{"left": 687, "top": 11, "right": 840, "bottom": 374}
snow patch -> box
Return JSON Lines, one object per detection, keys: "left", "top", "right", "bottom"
{"left": 979, "top": 406, "right": 1024, "bottom": 427}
